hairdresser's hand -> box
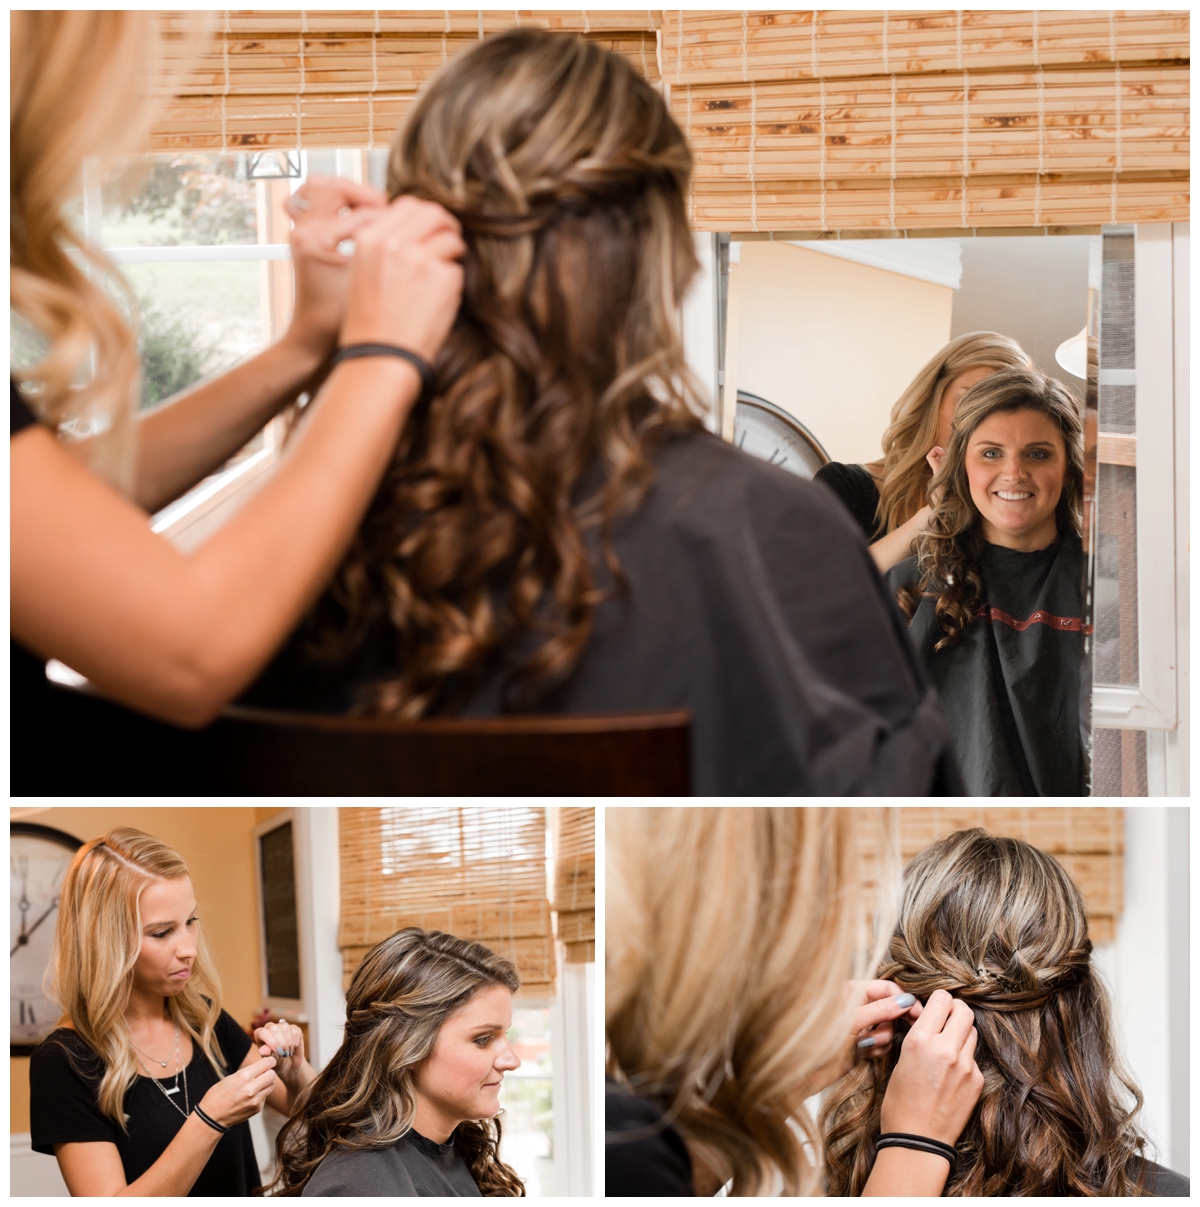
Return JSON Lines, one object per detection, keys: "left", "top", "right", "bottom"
{"left": 339, "top": 195, "right": 466, "bottom": 361}
{"left": 198, "top": 1054, "right": 278, "bottom": 1128}
{"left": 254, "top": 1019, "right": 306, "bottom": 1088}
{"left": 925, "top": 445, "right": 948, "bottom": 507}
{"left": 283, "top": 176, "right": 388, "bottom": 364}
{"left": 880, "top": 989, "right": 983, "bottom": 1145}
{"left": 805, "top": 980, "right": 924, "bottom": 1095}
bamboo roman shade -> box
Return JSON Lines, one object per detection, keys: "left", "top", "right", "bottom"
{"left": 552, "top": 808, "right": 595, "bottom": 964}
{"left": 338, "top": 807, "right": 554, "bottom": 996}
{"left": 859, "top": 807, "right": 1124, "bottom": 943}
{"left": 663, "top": 10, "right": 1188, "bottom": 232}
{"left": 150, "top": 10, "right": 661, "bottom": 151}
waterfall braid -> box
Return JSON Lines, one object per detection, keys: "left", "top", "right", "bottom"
{"left": 48, "top": 828, "right": 226, "bottom": 1129}
{"left": 896, "top": 368, "right": 1084, "bottom": 649}
{"left": 301, "top": 28, "right": 705, "bottom": 717}
{"left": 820, "top": 828, "right": 1149, "bottom": 1196}
{"left": 265, "top": 929, "right": 524, "bottom": 1197}
{"left": 869, "top": 332, "right": 1032, "bottom": 535}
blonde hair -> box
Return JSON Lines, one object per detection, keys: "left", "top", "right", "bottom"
{"left": 49, "top": 827, "right": 226, "bottom": 1129}
{"left": 10, "top": 12, "right": 195, "bottom": 491}
{"left": 872, "top": 331, "right": 1033, "bottom": 534}
{"left": 606, "top": 807, "right": 898, "bottom": 1196}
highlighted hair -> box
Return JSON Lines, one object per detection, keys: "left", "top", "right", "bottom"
{"left": 821, "top": 828, "right": 1149, "bottom": 1196}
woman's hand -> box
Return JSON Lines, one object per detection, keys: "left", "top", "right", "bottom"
{"left": 198, "top": 1054, "right": 278, "bottom": 1128}
{"left": 253, "top": 1019, "right": 306, "bottom": 1088}
{"left": 339, "top": 195, "right": 466, "bottom": 360}
{"left": 925, "top": 445, "right": 948, "bottom": 506}
{"left": 805, "top": 980, "right": 923, "bottom": 1096}
{"left": 283, "top": 176, "right": 388, "bottom": 363}
{"left": 880, "top": 989, "right": 983, "bottom": 1145}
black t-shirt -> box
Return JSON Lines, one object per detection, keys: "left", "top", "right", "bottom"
{"left": 301, "top": 1130, "right": 483, "bottom": 1197}
{"left": 30, "top": 1011, "right": 260, "bottom": 1196}
{"left": 887, "top": 532, "right": 1087, "bottom": 797}
{"left": 245, "top": 430, "right": 962, "bottom": 796}
{"left": 813, "top": 461, "right": 883, "bottom": 540}
{"left": 11, "top": 379, "right": 55, "bottom": 781}
{"left": 606, "top": 1081, "right": 693, "bottom": 1197}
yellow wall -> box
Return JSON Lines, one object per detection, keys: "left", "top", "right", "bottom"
{"left": 732, "top": 241, "right": 954, "bottom": 466}
{"left": 10, "top": 807, "right": 265, "bottom": 1133}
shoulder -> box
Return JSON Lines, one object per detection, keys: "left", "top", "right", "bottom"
{"left": 814, "top": 461, "right": 870, "bottom": 489}
{"left": 885, "top": 553, "right": 921, "bottom": 593}
{"left": 213, "top": 1009, "right": 253, "bottom": 1066}
{"left": 302, "top": 1143, "right": 418, "bottom": 1197}
{"left": 1137, "top": 1159, "right": 1190, "bottom": 1197}
{"left": 605, "top": 1081, "right": 693, "bottom": 1197}
{"left": 30, "top": 1028, "right": 100, "bottom": 1078}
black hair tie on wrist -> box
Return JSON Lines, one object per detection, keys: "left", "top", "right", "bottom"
{"left": 330, "top": 343, "right": 435, "bottom": 404}
{"left": 193, "top": 1104, "right": 231, "bottom": 1135}
{"left": 876, "top": 1132, "right": 958, "bottom": 1172}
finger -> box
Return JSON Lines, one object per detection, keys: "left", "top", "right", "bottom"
{"left": 290, "top": 177, "right": 387, "bottom": 218}
{"left": 942, "top": 998, "right": 977, "bottom": 1049}
{"left": 422, "top": 228, "right": 468, "bottom": 262}
{"left": 909, "top": 988, "right": 953, "bottom": 1035}
{"left": 855, "top": 990, "right": 919, "bottom": 1033}
{"left": 859, "top": 980, "right": 906, "bottom": 1002}
{"left": 856, "top": 1022, "right": 894, "bottom": 1052}
{"left": 243, "top": 1055, "right": 278, "bottom": 1078}
{"left": 961, "top": 1026, "right": 979, "bottom": 1065}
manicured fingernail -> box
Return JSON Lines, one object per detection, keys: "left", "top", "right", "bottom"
{"left": 857, "top": 1036, "right": 879, "bottom": 1049}
{"left": 893, "top": 993, "right": 916, "bottom": 1009}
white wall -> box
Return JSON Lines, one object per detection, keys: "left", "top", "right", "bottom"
{"left": 730, "top": 240, "right": 954, "bottom": 465}
{"left": 1090, "top": 805, "right": 1190, "bottom": 1175}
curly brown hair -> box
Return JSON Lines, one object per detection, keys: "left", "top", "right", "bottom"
{"left": 820, "top": 829, "right": 1149, "bottom": 1196}
{"left": 301, "top": 29, "right": 703, "bottom": 717}
{"left": 896, "top": 368, "right": 1084, "bottom": 649}
{"left": 262, "top": 929, "right": 524, "bottom": 1197}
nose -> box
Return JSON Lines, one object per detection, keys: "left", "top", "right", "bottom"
{"left": 494, "top": 1038, "right": 521, "bottom": 1074}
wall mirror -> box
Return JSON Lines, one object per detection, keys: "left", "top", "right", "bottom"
{"left": 710, "top": 228, "right": 1104, "bottom": 795}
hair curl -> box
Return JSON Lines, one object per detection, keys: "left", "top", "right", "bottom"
{"left": 263, "top": 928, "right": 524, "bottom": 1197}
{"left": 820, "top": 828, "right": 1149, "bottom": 1197}
{"left": 869, "top": 332, "right": 1032, "bottom": 535}
{"left": 298, "top": 28, "right": 704, "bottom": 717}
{"left": 896, "top": 367, "right": 1084, "bottom": 649}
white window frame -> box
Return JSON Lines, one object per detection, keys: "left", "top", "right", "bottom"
{"left": 252, "top": 809, "right": 306, "bottom": 1019}
{"left": 1090, "top": 224, "right": 1185, "bottom": 766}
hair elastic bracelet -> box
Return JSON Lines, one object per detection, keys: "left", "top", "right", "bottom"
{"left": 193, "top": 1104, "right": 231, "bottom": 1135}
{"left": 330, "top": 343, "right": 434, "bottom": 404}
{"left": 875, "top": 1132, "right": 957, "bottom": 1171}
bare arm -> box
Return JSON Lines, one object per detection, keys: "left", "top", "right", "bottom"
{"left": 869, "top": 505, "right": 931, "bottom": 575}
{"left": 12, "top": 197, "right": 464, "bottom": 728}
{"left": 53, "top": 1055, "right": 280, "bottom": 1196}
{"left": 861, "top": 1146, "right": 952, "bottom": 1197}
{"left": 107, "top": 176, "right": 386, "bottom": 514}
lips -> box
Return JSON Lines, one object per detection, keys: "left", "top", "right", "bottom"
{"left": 170, "top": 968, "right": 191, "bottom": 980}
{"left": 994, "top": 490, "right": 1033, "bottom": 501}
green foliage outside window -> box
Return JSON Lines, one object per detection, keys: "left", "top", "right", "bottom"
{"left": 136, "top": 296, "right": 217, "bottom": 407}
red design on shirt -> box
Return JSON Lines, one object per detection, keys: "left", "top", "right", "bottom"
{"left": 978, "top": 607, "right": 1094, "bottom": 636}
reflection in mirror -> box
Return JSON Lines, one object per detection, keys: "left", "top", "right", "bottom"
{"left": 719, "top": 232, "right": 1099, "bottom": 797}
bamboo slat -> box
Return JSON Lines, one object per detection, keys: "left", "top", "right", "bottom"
{"left": 858, "top": 807, "right": 1124, "bottom": 947}
{"left": 552, "top": 808, "right": 595, "bottom": 953}
{"left": 662, "top": 11, "right": 1190, "bottom": 86}
{"left": 338, "top": 806, "right": 555, "bottom": 996}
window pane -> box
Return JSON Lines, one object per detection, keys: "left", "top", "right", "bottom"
{"left": 101, "top": 153, "right": 259, "bottom": 247}
{"left": 120, "top": 260, "right": 265, "bottom": 406}
{"left": 498, "top": 1004, "right": 553, "bottom": 1196}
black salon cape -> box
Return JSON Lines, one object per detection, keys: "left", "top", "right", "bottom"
{"left": 887, "top": 533, "right": 1087, "bottom": 797}
{"left": 246, "top": 429, "right": 962, "bottom": 796}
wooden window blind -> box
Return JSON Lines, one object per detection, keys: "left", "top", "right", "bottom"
{"left": 661, "top": 10, "right": 1189, "bottom": 233}
{"left": 338, "top": 806, "right": 555, "bottom": 997}
{"left": 149, "top": 11, "right": 661, "bottom": 152}
{"left": 551, "top": 808, "right": 595, "bottom": 964}
{"left": 859, "top": 807, "right": 1124, "bottom": 944}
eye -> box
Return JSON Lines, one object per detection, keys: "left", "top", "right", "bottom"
{"left": 474, "top": 1035, "right": 493, "bottom": 1047}
{"left": 981, "top": 448, "right": 1002, "bottom": 458}
{"left": 151, "top": 929, "right": 171, "bottom": 939}
{"left": 1028, "top": 449, "right": 1049, "bottom": 460}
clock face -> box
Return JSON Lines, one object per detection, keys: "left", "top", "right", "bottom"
{"left": 11, "top": 825, "right": 81, "bottom": 1053}
{"left": 733, "top": 396, "right": 828, "bottom": 479}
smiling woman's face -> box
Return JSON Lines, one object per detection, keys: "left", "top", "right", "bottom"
{"left": 964, "top": 407, "right": 1066, "bottom": 550}
{"left": 133, "top": 876, "right": 199, "bottom": 1000}
{"left": 413, "top": 984, "right": 520, "bottom": 1135}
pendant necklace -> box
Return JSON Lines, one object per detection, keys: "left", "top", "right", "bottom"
{"left": 132, "top": 1022, "right": 190, "bottom": 1120}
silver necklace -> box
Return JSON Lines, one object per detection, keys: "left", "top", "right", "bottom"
{"left": 130, "top": 1020, "right": 180, "bottom": 1069}
{"left": 132, "top": 1024, "right": 190, "bottom": 1119}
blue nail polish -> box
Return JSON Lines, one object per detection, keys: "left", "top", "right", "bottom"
{"left": 893, "top": 993, "right": 916, "bottom": 1009}
{"left": 857, "top": 1036, "right": 879, "bottom": 1049}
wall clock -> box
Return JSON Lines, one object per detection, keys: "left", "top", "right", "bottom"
{"left": 11, "top": 822, "right": 82, "bottom": 1055}
{"left": 733, "top": 391, "right": 830, "bottom": 479}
